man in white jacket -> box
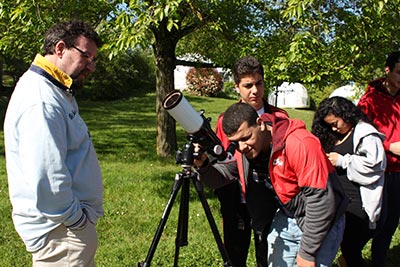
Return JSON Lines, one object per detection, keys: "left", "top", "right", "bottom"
{"left": 4, "top": 20, "right": 103, "bottom": 267}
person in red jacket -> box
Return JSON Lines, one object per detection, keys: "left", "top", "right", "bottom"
{"left": 196, "top": 56, "right": 287, "bottom": 267}
{"left": 358, "top": 51, "right": 400, "bottom": 267}
{"left": 220, "top": 102, "right": 347, "bottom": 267}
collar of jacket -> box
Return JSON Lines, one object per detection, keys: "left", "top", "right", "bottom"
{"left": 368, "top": 77, "right": 400, "bottom": 97}
{"left": 32, "top": 54, "right": 73, "bottom": 89}
{"left": 260, "top": 111, "right": 290, "bottom": 152}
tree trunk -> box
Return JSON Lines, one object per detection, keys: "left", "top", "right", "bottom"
{"left": 0, "top": 55, "right": 3, "bottom": 90}
{"left": 154, "top": 28, "right": 179, "bottom": 157}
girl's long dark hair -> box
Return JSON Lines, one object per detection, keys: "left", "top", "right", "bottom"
{"left": 312, "top": 96, "right": 371, "bottom": 152}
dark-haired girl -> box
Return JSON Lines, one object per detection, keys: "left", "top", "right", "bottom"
{"left": 312, "top": 96, "right": 386, "bottom": 267}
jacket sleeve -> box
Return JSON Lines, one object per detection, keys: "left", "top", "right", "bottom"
{"left": 336, "top": 134, "right": 386, "bottom": 185}
{"left": 196, "top": 113, "right": 239, "bottom": 189}
{"left": 287, "top": 135, "right": 336, "bottom": 262}
{"left": 196, "top": 157, "right": 239, "bottom": 189}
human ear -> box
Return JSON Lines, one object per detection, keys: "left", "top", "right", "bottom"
{"left": 385, "top": 66, "right": 390, "bottom": 75}
{"left": 257, "top": 118, "right": 270, "bottom": 134}
{"left": 257, "top": 117, "right": 264, "bottom": 129}
{"left": 234, "top": 83, "right": 239, "bottom": 93}
{"left": 54, "top": 41, "right": 66, "bottom": 58}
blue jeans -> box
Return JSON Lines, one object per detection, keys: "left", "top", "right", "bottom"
{"left": 267, "top": 210, "right": 345, "bottom": 267}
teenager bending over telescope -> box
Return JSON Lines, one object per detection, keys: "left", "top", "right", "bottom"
{"left": 220, "top": 102, "right": 347, "bottom": 267}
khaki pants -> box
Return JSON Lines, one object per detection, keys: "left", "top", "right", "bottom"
{"left": 32, "top": 222, "right": 98, "bottom": 267}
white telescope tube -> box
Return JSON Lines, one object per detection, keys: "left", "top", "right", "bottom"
{"left": 162, "top": 90, "right": 203, "bottom": 134}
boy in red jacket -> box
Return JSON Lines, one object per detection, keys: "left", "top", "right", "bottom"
{"left": 221, "top": 103, "right": 347, "bottom": 267}
{"left": 358, "top": 51, "right": 400, "bottom": 267}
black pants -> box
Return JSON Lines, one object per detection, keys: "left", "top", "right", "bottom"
{"left": 215, "top": 182, "right": 268, "bottom": 267}
{"left": 371, "top": 172, "right": 400, "bottom": 267}
{"left": 341, "top": 212, "right": 375, "bottom": 267}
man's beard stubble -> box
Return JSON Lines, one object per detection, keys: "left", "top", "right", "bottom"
{"left": 71, "top": 80, "right": 84, "bottom": 93}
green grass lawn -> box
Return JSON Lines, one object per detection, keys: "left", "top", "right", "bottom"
{"left": 0, "top": 92, "right": 399, "bottom": 266}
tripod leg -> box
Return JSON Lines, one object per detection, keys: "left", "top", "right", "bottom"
{"left": 174, "top": 175, "right": 190, "bottom": 267}
{"left": 138, "top": 173, "right": 184, "bottom": 267}
{"left": 191, "top": 174, "right": 234, "bottom": 267}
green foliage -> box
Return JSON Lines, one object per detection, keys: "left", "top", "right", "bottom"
{"left": 0, "top": 0, "right": 115, "bottom": 97}
{"left": 0, "top": 97, "right": 7, "bottom": 129}
{"left": 175, "top": 1, "right": 265, "bottom": 68}
{"left": 104, "top": 0, "right": 190, "bottom": 56}
{"left": 103, "top": 0, "right": 254, "bottom": 156}
{"left": 81, "top": 49, "right": 156, "bottom": 101}
{"left": 280, "top": 0, "right": 400, "bottom": 85}
{"left": 0, "top": 157, "right": 31, "bottom": 265}
{"left": 106, "top": 0, "right": 255, "bottom": 58}
{"left": 307, "top": 83, "right": 337, "bottom": 110}
{"left": 0, "top": 0, "right": 113, "bottom": 63}
{"left": 2, "top": 0, "right": 400, "bottom": 101}
{"left": 217, "top": 80, "right": 239, "bottom": 100}
{"left": 3, "top": 0, "right": 400, "bottom": 156}
{"left": 185, "top": 67, "right": 223, "bottom": 97}
{"left": 1, "top": 54, "right": 29, "bottom": 88}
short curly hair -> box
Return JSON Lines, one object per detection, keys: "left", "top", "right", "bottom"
{"left": 232, "top": 56, "right": 264, "bottom": 84}
{"left": 43, "top": 20, "right": 102, "bottom": 56}
{"left": 222, "top": 103, "right": 259, "bottom": 136}
{"left": 385, "top": 51, "right": 400, "bottom": 72}
{"left": 311, "top": 96, "right": 371, "bottom": 152}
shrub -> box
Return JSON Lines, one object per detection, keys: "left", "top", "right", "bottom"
{"left": 185, "top": 67, "right": 223, "bottom": 97}
{"left": 81, "top": 49, "right": 156, "bottom": 101}
{"left": 0, "top": 96, "right": 9, "bottom": 130}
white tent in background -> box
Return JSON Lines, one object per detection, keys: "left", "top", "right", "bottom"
{"left": 174, "top": 65, "right": 190, "bottom": 90}
{"left": 329, "top": 84, "right": 361, "bottom": 104}
{"left": 268, "top": 82, "right": 310, "bottom": 108}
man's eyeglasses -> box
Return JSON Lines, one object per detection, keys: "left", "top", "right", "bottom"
{"left": 72, "top": 45, "right": 97, "bottom": 64}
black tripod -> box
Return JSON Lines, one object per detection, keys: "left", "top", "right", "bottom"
{"left": 137, "top": 137, "right": 233, "bottom": 267}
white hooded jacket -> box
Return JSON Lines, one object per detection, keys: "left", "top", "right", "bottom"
{"left": 335, "top": 121, "right": 386, "bottom": 229}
